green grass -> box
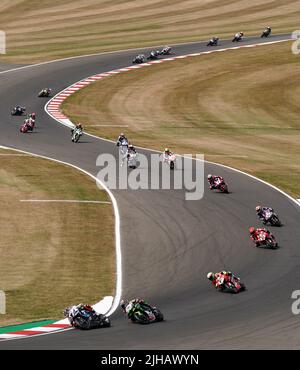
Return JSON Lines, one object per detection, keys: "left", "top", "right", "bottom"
{"left": 62, "top": 41, "right": 300, "bottom": 198}
{"left": 0, "top": 149, "right": 115, "bottom": 326}
{"left": 0, "top": 0, "right": 299, "bottom": 63}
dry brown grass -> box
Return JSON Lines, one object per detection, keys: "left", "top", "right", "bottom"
{"left": 0, "top": 148, "right": 115, "bottom": 326}
{"left": 62, "top": 41, "right": 300, "bottom": 197}
{"left": 0, "top": 0, "right": 299, "bottom": 63}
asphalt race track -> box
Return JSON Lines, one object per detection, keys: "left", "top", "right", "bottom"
{"left": 1, "top": 34, "right": 300, "bottom": 349}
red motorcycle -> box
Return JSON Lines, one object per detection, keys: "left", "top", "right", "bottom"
{"left": 20, "top": 123, "right": 29, "bottom": 133}
{"left": 252, "top": 229, "right": 278, "bottom": 249}
{"left": 214, "top": 177, "right": 229, "bottom": 193}
{"left": 216, "top": 275, "right": 245, "bottom": 294}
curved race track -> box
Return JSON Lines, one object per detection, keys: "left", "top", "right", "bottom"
{"left": 0, "top": 34, "right": 300, "bottom": 350}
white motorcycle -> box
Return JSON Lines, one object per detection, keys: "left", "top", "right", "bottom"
{"left": 164, "top": 153, "right": 176, "bottom": 170}
{"left": 119, "top": 139, "right": 129, "bottom": 155}
{"left": 72, "top": 128, "right": 83, "bottom": 143}
{"left": 127, "top": 152, "right": 138, "bottom": 169}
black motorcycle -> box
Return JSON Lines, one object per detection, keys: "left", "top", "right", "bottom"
{"left": 232, "top": 33, "right": 243, "bottom": 42}
{"left": 261, "top": 28, "right": 272, "bottom": 38}
{"left": 159, "top": 46, "right": 172, "bottom": 55}
{"left": 260, "top": 209, "right": 282, "bottom": 227}
{"left": 132, "top": 54, "right": 145, "bottom": 64}
{"left": 147, "top": 51, "right": 160, "bottom": 60}
{"left": 64, "top": 306, "right": 111, "bottom": 330}
{"left": 11, "top": 106, "right": 26, "bottom": 116}
{"left": 207, "top": 37, "right": 219, "bottom": 46}
{"left": 127, "top": 302, "right": 164, "bottom": 325}
{"left": 38, "top": 88, "right": 52, "bottom": 97}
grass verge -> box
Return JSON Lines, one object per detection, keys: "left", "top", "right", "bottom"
{"left": 0, "top": 148, "right": 115, "bottom": 326}
{"left": 62, "top": 41, "right": 300, "bottom": 198}
{"left": 0, "top": 0, "right": 298, "bottom": 63}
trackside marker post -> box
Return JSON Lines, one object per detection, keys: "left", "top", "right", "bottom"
{"left": 0, "top": 31, "right": 6, "bottom": 54}
{"left": 0, "top": 291, "right": 6, "bottom": 314}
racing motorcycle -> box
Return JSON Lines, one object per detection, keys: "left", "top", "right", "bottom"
{"left": 132, "top": 54, "right": 145, "bottom": 64}
{"left": 214, "top": 177, "right": 229, "bottom": 193}
{"left": 11, "top": 106, "right": 26, "bottom": 116}
{"left": 159, "top": 46, "right": 172, "bottom": 55}
{"left": 261, "top": 28, "right": 272, "bottom": 38}
{"left": 164, "top": 153, "right": 176, "bottom": 170}
{"left": 217, "top": 275, "right": 246, "bottom": 294}
{"left": 127, "top": 152, "right": 138, "bottom": 169}
{"left": 118, "top": 138, "right": 129, "bottom": 155}
{"left": 260, "top": 209, "right": 281, "bottom": 227}
{"left": 253, "top": 230, "right": 278, "bottom": 249}
{"left": 64, "top": 306, "right": 111, "bottom": 330}
{"left": 232, "top": 32, "right": 244, "bottom": 42}
{"left": 207, "top": 37, "right": 219, "bottom": 46}
{"left": 19, "top": 122, "right": 29, "bottom": 133}
{"left": 38, "top": 88, "right": 52, "bottom": 97}
{"left": 71, "top": 127, "right": 83, "bottom": 143}
{"left": 147, "top": 51, "right": 160, "bottom": 60}
{"left": 126, "top": 302, "right": 164, "bottom": 325}
{"left": 26, "top": 118, "right": 35, "bottom": 131}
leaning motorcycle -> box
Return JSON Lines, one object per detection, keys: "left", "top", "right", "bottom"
{"left": 214, "top": 178, "right": 228, "bottom": 193}
{"left": 19, "top": 123, "right": 29, "bottom": 133}
{"left": 261, "top": 209, "right": 281, "bottom": 227}
{"left": 71, "top": 128, "right": 82, "bottom": 143}
{"left": 64, "top": 307, "right": 111, "bottom": 330}
{"left": 127, "top": 152, "right": 138, "bottom": 169}
{"left": 217, "top": 276, "right": 245, "bottom": 294}
{"left": 261, "top": 29, "right": 271, "bottom": 38}
{"left": 128, "top": 303, "right": 164, "bottom": 325}
{"left": 11, "top": 107, "right": 26, "bottom": 116}
{"left": 207, "top": 38, "right": 219, "bottom": 46}
{"left": 254, "top": 230, "right": 278, "bottom": 249}
{"left": 38, "top": 88, "right": 52, "bottom": 97}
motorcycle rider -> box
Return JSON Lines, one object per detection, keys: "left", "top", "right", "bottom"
{"left": 162, "top": 148, "right": 174, "bottom": 163}
{"left": 207, "top": 174, "right": 225, "bottom": 190}
{"left": 249, "top": 226, "right": 271, "bottom": 246}
{"left": 120, "top": 298, "right": 152, "bottom": 317}
{"left": 233, "top": 31, "right": 244, "bottom": 41}
{"left": 71, "top": 123, "right": 83, "bottom": 141}
{"left": 255, "top": 205, "right": 275, "bottom": 224}
{"left": 116, "top": 133, "right": 128, "bottom": 147}
{"left": 66, "top": 303, "right": 94, "bottom": 326}
{"left": 207, "top": 271, "right": 234, "bottom": 290}
{"left": 127, "top": 144, "right": 136, "bottom": 155}
{"left": 208, "top": 36, "right": 219, "bottom": 45}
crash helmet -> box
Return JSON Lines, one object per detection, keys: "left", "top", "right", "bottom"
{"left": 207, "top": 174, "right": 213, "bottom": 180}
{"left": 129, "top": 144, "right": 134, "bottom": 149}
{"left": 240, "top": 32, "right": 244, "bottom": 35}
{"left": 31, "top": 113, "right": 36, "bottom": 119}
{"left": 164, "top": 148, "right": 169, "bottom": 153}
{"left": 249, "top": 227, "right": 256, "bottom": 235}
{"left": 207, "top": 272, "right": 215, "bottom": 281}
{"left": 255, "top": 205, "right": 262, "bottom": 213}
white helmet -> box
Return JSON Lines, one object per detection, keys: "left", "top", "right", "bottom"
{"left": 207, "top": 272, "right": 215, "bottom": 281}
{"left": 207, "top": 174, "right": 213, "bottom": 180}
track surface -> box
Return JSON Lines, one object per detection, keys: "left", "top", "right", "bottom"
{"left": 1, "top": 34, "right": 300, "bottom": 349}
